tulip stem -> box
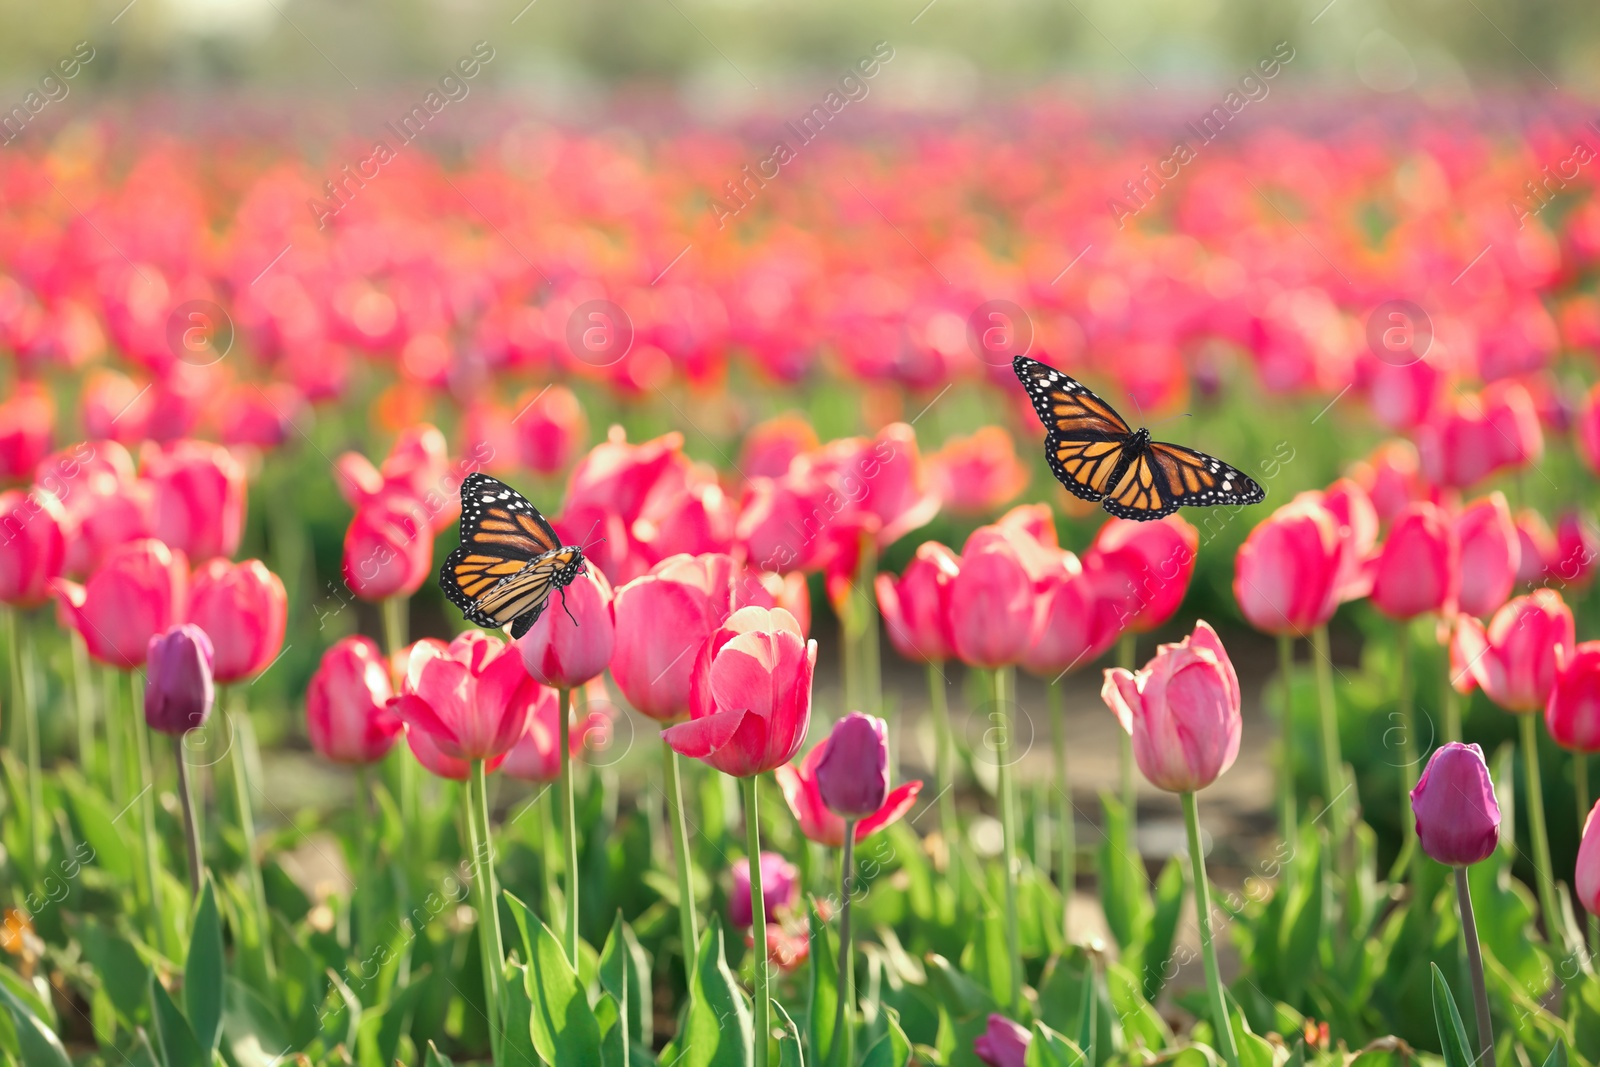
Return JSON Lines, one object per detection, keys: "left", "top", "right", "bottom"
{"left": 173, "top": 736, "right": 202, "bottom": 898}
{"left": 1310, "top": 626, "right": 1345, "bottom": 823}
{"left": 1182, "top": 791, "right": 1240, "bottom": 1067}
{"left": 1454, "top": 866, "right": 1497, "bottom": 1067}
{"left": 993, "top": 666, "right": 1023, "bottom": 1015}
{"left": 662, "top": 741, "right": 701, "bottom": 973}
{"left": 1117, "top": 633, "right": 1138, "bottom": 854}
{"left": 1442, "top": 678, "right": 1462, "bottom": 744}
{"left": 229, "top": 707, "right": 276, "bottom": 979}
{"left": 558, "top": 687, "right": 580, "bottom": 965}
{"left": 69, "top": 632, "right": 98, "bottom": 792}
{"left": 466, "top": 759, "right": 503, "bottom": 1063}
{"left": 831, "top": 819, "right": 858, "bottom": 1067}
{"left": 742, "top": 774, "right": 771, "bottom": 1067}
{"left": 131, "top": 673, "right": 172, "bottom": 956}
{"left": 1396, "top": 625, "right": 1418, "bottom": 850}
{"left": 1518, "top": 714, "right": 1566, "bottom": 953}
{"left": 926, "top": 663, "right": 959, "bottom": 847}
{"left": 5, "top": 607, "right": 43, "bottom": 882}
{"left": 1274, "top": 635, "right": 1297, "bottom": 846}
{"left": 355, "top": 764, "right": 376, "bottom": 960}
{"left": 103, "top": 667, "right": 126, "bottom": 801}
{"left": 380, "top": 596, "right": 417, "bottom": 830}
{"left": 1047, "top": 679, "right": 1074, "bottom": 941}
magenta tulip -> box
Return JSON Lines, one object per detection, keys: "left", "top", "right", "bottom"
{"left": 513, "top": 384, "right": 588, "bottom": 475}
{"left": 776, "top": 720, "right": 921, "bottom": 847}
{"left": 1233, "top": 499, "right": 1343, "bottom": 636}
{"left": 1087, "top": 516, "right": 1198, "bottom": 634}
{"left": 0, "top": 488, "right": 67, "bottom": 607}
{"left": 1100, "top": 620, "right": 1242, "bottom": 793}
{"left": 1451, "top": 590, "right": 1575, "bottom": 713}
{"left": 142, "top": 440, "right": 247, "bottom": 561}
{"left": 974, "top": 1014, "right": 1031, "bottom": 1067}
{"left": 948, "top": 527, "right": 1037, "bottom": 669}
{"left": 390, "top": 631, "right": 539, "bottom": 765}
{"left": 1547, "top": 641, "right": 1600, "bottom": 753}
{"left": 188, "top": 558, "right": 288, "bottom": 683}
{"left": 342, "top": 496, "right": 433, "bottom": 602}
{"left": 144, "top": 624, "right": 215, "bottom": 735}
{"left": 500, "top": 681, "right": 612, "bottom": 782}
{"left": 52, "top": 538, "right": 189, "bottom": 668}
{"left": 1455, "top": 493, "right": 1519, "bottom": 618}
{"left": 1410, "top": 742, "right": 1500, "bottom": 866}
{"left": 517, "top": 565, "right": 615, "bottom": 689}
{"left": 306, "top": 636, "right": 402, "bottom": 765}
{"left": 729, "top": 852, "right": 799, "bottom": 928}
{"left": 814, "top": 712, "right": 890, "bottom": 817}
{"left": 1579, "top": 800, "right": 1600, "bottom": 916}
{"left": 1023, "top": 552, "right": 1123, "bottom": 677}
{"left": 1370, "top": 502, "right": 1458, "bottom": 620}
{"left": 875, "top": 541, "right": 960, "bottom": 664}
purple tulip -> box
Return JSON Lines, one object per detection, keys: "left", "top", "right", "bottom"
{"left": 974, "top": 1013, "right": 1030, "bottom": 1067}
{"left": 144, "top": 624, "right": 216, "bottom": 736}
{"left": 729, "top": 852, "right": 798, "bottom": 928}
{"left": 815, "top": 712, "right": 890, "bottom": 819}
{"left": 1410, "top": 742, "right": 1501, "bottom": 866}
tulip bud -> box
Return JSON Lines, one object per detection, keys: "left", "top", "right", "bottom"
{"left": 306, "top": 636, "right": 401, "bottom": 764}
{"left": 144, "top": 624, "right": 215, "bottom": 735}
{"left": 814, "top": 712, "right": 890, "bottom": 818}
{"left": 1370, "top": 502, "right": 1458, "bottom": 620}
{"left": 973, "top": 1014, "right": 1031, "bottom": 1067}
{"left": 342, "top": 496, "right": 433, "bottom": 602}
{"left": 728, "top": 852, "right": 799, "bottom": 928}
{"left": 1547, "top": 641, "right": 1600, "bottom": 753}
{"left": 1579, "top": 799, "right": 1600, "bottom": 917}
{"left": 517, "top": 566, "right": 616, "bottom": 689}
{"left": 1410, "top": 742, "right": 1500, "bottom": 867}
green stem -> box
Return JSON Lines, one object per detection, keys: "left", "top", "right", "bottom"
{"left": 1048, "top": 679, "right": 1074, "bottom": 941}
{"left": 1454, "top": 866, "right": 1497, "bottom": 1067}
{"left": 742, "top": 775, "right": 770, "bottom": 1067}
{"left": 467, "top": 760, "right": 503, "bottom": 1063}
{"left": 993, "top": 666, "right": 1023, "bottom": 1014}
{"left": 541, "top": 786, "right": 558, "bottom": 923}
{"left": 663, "top": 741, "right": 701, "bottom": 972}
{"left": 927, "top": 662, "right": 959, "bottom": 844}
{"left": 174, "top": 735, "right": 202, "bottom": 898}
{"left": 831, "top": 821, "right": 858, "bottom": 1067}
{"left": 858, "top": 532, "right": 882, "bottom": 716}
{"left": 1182, "top": 791, "right": 1240, "bottom": 1067}
{"left": 230, "top": 707, "right": 277, "bottom": 978}
{"left": 1443, "top": 678, "right": 1462, "bottom": 744}
{"left": 355, "top": 764, "right": 376, "bottom": 960}
{"left": 103, "top": 667, "right": 126, "bottom": 801}
{"left": 380, "top": 597, "right": 416, "bottom": 829}
{"left": 1274, "top": 635, "right": 1297, "bottom": 844}
{"left": 1578, "top": 755, "right": 1599, "bottom": 954}
{"left": 1396, "top": 625, "right": 1417, "bottom": 848}
{"left": 558, "top": 687, "right": 579, "bottom": 965}
{"left": 1310, "top": 626, "right": 1344, "bottom": 820}
{"left": 1117, "top": 633, "right": 1137, "bottom": 852}
{"left": 70, "top": 631, "right": 97, "bottom": 790}
{"left": 132, "top": 673, "right": 171, "bottom": 956}
{"left": 1519, "top": 714, "right": 1566, "bottom": 953}
{"left": 5, "top": 608, "right": 42, "bottom": 880}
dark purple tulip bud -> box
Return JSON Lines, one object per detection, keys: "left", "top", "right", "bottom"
{"left": 1410, "top": 742, "right": 1501, "bottom": 867}
{"left": 815, "top": 711, "right": 889, "bottom": 819}
{"left": 144, "top": 624, "right": 216, "bottom": 735}
{"left": 973, "top": 1013, "right": 1030, "bottom": 1067}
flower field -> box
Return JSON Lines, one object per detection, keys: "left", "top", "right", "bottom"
{"left": 2, "top": 97, "right": 1600, "bottom": 1067}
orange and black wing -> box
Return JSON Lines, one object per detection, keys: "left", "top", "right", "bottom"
{"left": 1013, "top": 355, "right": 1135, "bottom": 503}
{"left": 1102, "top": 441, "right": 1265, "bottom": 520}
{"left": 442, "top": 473, "right": 575, "bottom": 631}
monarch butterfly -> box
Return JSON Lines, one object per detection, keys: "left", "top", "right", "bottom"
{"left": 440, "top": 473, "right": 587, "bottom": 638}
{"left": 1013, "top": 355, "right": 1265, "bottom": 520}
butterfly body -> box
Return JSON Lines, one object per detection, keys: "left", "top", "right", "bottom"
{"left": 441, "top": 473, "right": 587, "bottom": 639}
{"left": 1013, "top": 355, "right": 1265, "bottom": 520}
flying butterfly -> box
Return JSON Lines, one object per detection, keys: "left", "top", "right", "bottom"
{"left": 1012, "top": 354, "right": 1265, "bottom": 520}
{"left": 440, "top": 473, "right": 587, "bottom": 639}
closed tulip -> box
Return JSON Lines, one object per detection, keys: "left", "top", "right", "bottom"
{"left": 1233, "top": 499, "right": 1343, "bottom": 635}
{"left": 342, "top": 496, "right": 433, "bottom": 602}
{"left": 1455, "top": 493, "right": 1519, "bottom": 617}
{"left": 1022, "top": 553, "right": 1122, "bottom": 677}
{"left": 776, "top": 722, "right": 921, "bottom": 847}
{"left": 948, "top": 527, "right": 1038, "bottom": 668}
{"left": 814, "top": 712, "right": 890, "bottom": 817}
{"left": 1100, "top": 620, "right": 1241, "bottom": 793}
{"left": 500, "top": 682, "right": 611, "bottom": 782}
{"left": 1547, "top": 641, "right": 1600, "bottom": 752}
{"left": 973, "top": 1014, "right": 1031, "bottom": 1067}
{"left": 1320, "top": 478, "right": 1379, "bottom": 602}
{"left": 513, "top": 384, "right": 588, "bottom": 475}
{"left": 1514, "top": 509, "right": 1557, "bottom": 586}
{"left": 738, "top": 412, "right": 818, "bottom": 479}
{"left": 0, "top": 489, "right": 67, "bottom": 607}
{"left": 631, "top": 481, "right": 736, "bottom": 565}
{"left": 1087, "top": 516, "right": 1198, "bottom": 634}
{"left": 52, "top": 538, "right": 189, "bottom": 668}
{"left": 1351, "top": 439, "right": 1429, "bottom": 524}
{"left": 517, "top": 566, "right": 615, "bottom": 689}
{"left": 806, "top": 422, "right": 940, "bottom": 548}
{"left": 1552, "top": 511, "right": 1600, "bottom": 589}
{"left": 876, "top": 541, "right": 960, "bottom": 664}
{"left": 729, "top": 852, "right": 799, "bottom": 928}
{"left": 1578, "top": 383, "right": 1600, "bottom": 477}
{"left": 1371, "top": 502, "right": 1458, "bottom": 619}
{"left": 928, "top": 426, "right": 1029, "bottom": 516}
{"left": 1451, "top": 590, "right": 1575, "bottom": 713}
{"left": 0, "top": 383, "right": 52, "bottom": 484}
{"left": 390, "top": 631, "right": 540, "bottom": 766}
{"left": 188, "top": 559, "right": 288, "bottom": 683}
{"left": 1579, "top": 800, "right": 1600, "bottom": 916}
{"left": 144, "top": 624, "right": 215, "bottom": 735}
{"left": 305, "top": 636, "right": 401, "bottom": 764}
{"left": 735, "top": 471, "right": 834, "bottom": 574}
{"left": 1410, "top": 742, "right": 1500, "bottom": 866}
{"left": 664, "top": 606, "right": 815, "bottom": 777}
{"left": 142, "top": 440, "right": 247, "bottom": 561}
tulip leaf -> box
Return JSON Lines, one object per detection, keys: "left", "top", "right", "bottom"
{"left": 185, "top": 878, "right": 225, "bottom": 1053}
{"left": 0, "top": 976, "right": 70, "bottom": 1067}
{"left": 80, "top": 919, "right": 151, "bottom": 1027}
{"left": 1074, "top": 961, "right": 1096, "bottom": 1064}
{"left": 1096, "top": 792, "right": 1152, "bottom": 953}
{"left": 1541, "top": 1040, "right": 1568, "bottom": 1067}
{"left": 525, "top": 913, "right": 604, "bottom": 1066}
{"left": 677, "top": 918, "right": 754, "bottom": 1067}
{"left": 807, "top": 900, "right": 839, "bottom": 1063}
{"left": 424, "top": 1041, "right": 458, "bottom": 1067}
{"left": 1106, "top": 963, "right": 1169, "bottom": 1050}
{"left": 1142, "top": 858, "right": 1186, "bottom": 1001}
{"left": 1281, "top": 840, "right": 1328, "bottom": 1005}
{"left": 1026, "top": 1022, "right": 1086, "bottom": 1067}
{"left": 960, "top": 904, "right": 1012, "bottom": 1011}
{"left": 59, "top": 768, "right": 133, "bottom": 880}
{"left": 773, "top": 1000, "right": 806, "bottom": 1067}
{"left": 1430, "top": 963, "right": 1475, "bottom": 1067}
{"left": 500, "top": 960, "right": 542, "bottom": 1067}
{"left": 221, "top": 976, "right": 293, "bottom": 1065}
{"left": 861, "top": 1004, "right": 913, "bottom": 1067}
{"left": 369, "top": 965, "right": 435, "bottom": 1067}
{"left": 601, "top": 912, "right": 653, "bottom": 1049}
{"left": 150, "top": 973, "right": 209, "bottom": 1067}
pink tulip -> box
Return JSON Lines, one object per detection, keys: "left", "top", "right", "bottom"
{"left": 804, "top": 422, "right": 940, "bottom": 548}
{"left": 1578, "top": 800, "right": 1600, "bottom": 916}
{"left": 1087, "top": 516, "right": 1198, "bottom": 634}
{"left": 664, "top": 606, "right": 815, "bottom": 777}
{"left": 1233, "top": 499, "right": 1343, "bottom": 635}
{"left": 513, "top": 384, "right": 588, "bottom": 475}
{"left": 1351, "top": 439, "right": 1429, "bottom": 524}
{"left": 948, "top": 527, "right": 1038, "bottom": 669}
{"left": 1552, "top": 511, "right": 1600, "bottom": 589}
{"left": 1101, "top": 620, "right": 1242, "bottom": 793}
{"left": 0, "top": 383, "right": 52, "bottom": 483}
{"left": 37, "top": 441, "right": 154, "bottom": 578}
{"left": 1455, "top": 493, "right": 1519, "bottom": 617}
{"left": 1023, "top": 553, "right": 1124, "bottom": 677}
{"left": 188, "top": 558, "right": 288, "bottom": 683}
{"left": 875, "top": 541, "right": 960, "bottom": 664}
{"left": 738, "top": 412, "right": 818, "bottom": 479}
{"left": 405, "top": 725, "right": 502, "bottom": 780}
{"left": 0, "top": 488, "right": 67, "bottom": 607}
{"left": 775, "top": 723, "right": 921, "bottom": 847}
{"left": 500, "top": 682, "right": 611, "bottom": 782}
{"left": 517, "top": 566, "right": 615, "bottom": 688}
{"left": 1319, "top": 478, "right": 1379, "bottom": 602}
{"left": 216, "top": 383, "right": 305, "bottom": 450}
{"left": 729, "top": 852, "right": 799, "bottom": 928}
{"left": 566, "top": 428, "right": 689, "bottom": 529}
{"left": 390, "top": 630, "right": 540, "bottom": 765}
{"left": 342, "top": 496, "right": 433, "bottom": 602}
{"left": 1370, "top": 502, "right": 1458, "bottom": 620}
{"left": 1577, "top": 383, "right": 1600, "bottom": 477}
{"left": 734, "top": 471, "right": 835, "bottom": 574}
{"left": 142, "top": 440, "right": 247, "bottom": 561}
{"left": 973, "top": 1014, "right": 1031, "bottom": 1067}
{"left": 336, "top": 424, "right": 460, "bottom": 534}
{"left": 928, "top": 426, "right": 1029, "bottom": 516}
{"left": 631, "top": 481, "right": 736, "bottom": 565}
{"left": 306, "top": 636, "right": 402, "bottom": 764}
{"left": 52, "top": 538, "right": 189, "bottom": 668}
{"left": 1451, "top": 590, "right": 1575, "bottom": 713}
{"left": 1546, "top": 641, "right": 1600, "bottom": 753}
{"left": 997, "top": 502, "right": 1058, "bottom": 550}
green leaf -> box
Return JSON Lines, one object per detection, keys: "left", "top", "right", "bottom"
{"left": 1280, "top": 842, "right": 1328, "bottom": 1005}
{"left": 1074, "top": 961, "right": 1096, "bottom": 1063}
{"left": 1431, "top": 963, "right": 1474, "bottom": 1067}
{"left": 960, "top": 906, "right": 1013, "bottom": 1011}
{"left": 185, "top": 879, "right": 225, "bottom": 1053}
{"left": 150, "top": 974, "right": 208, "bottom": 1067}
{"left": 1142, "top": 858, "right": 1186, "bottom": 1001}
{"left": 807, "top": 901, "right": 839, "bottom": 1064}
{"left": 526, "top": 914, "right": 604, "bottom": 1066}
{"left": 1097, "top": 792, "right": 1152, "bottom": 952}
{"left": 501, "top": 960, "right": 543, "bottom": 1067}
{"left": 424, "top": 1041, "right": 458, "bottom": 1067}
{"left": 924, "top": 953, "right": 997, "bottom": 1023}
{"left": 372, "top": 965, "right": 435, "bottom": 1067}
{"left": 81, "top": 920, "right": 151, "bottom": 1027}
{"left": 773, "top": 1000, "right": 807, "bottom": 1067}
{"left": 1541, "top": 1039, "right": 1568, "bottom": 1067}
{"left": 601, "top": 912, "right": 653, "bottom": 1049}
{"left": 221, "top": 977, "right": 293, "bottom": 1067}
{"left": 861, "top": 1004, "right": 912, "bottom": 1067}
{"left": 1106, "top": 963, "right": 1169, "bottom": 1051}
{"left": 59, "top": 769, "right": 133, "bottom": 880}
{"left": 0, "top": 977, "right": 70, "bottom": 1067}
{"left": 1025, "top": 1023, "right": 1086, "bottom": 1067}
{"left": 676, "top": 918, "right": 754, "bottom": 1067}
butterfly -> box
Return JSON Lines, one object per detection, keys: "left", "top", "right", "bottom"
{"left": 1013, "top": 355, "right": 1265, "bottom": 520}
{"left": 440, "top": 473, "right": 587, "bottom": 639}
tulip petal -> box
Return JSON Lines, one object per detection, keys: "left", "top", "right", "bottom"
{"left": 1101, "top": 668, "right": 1140, "bottom": 734}
{"left": 857, "top": 779, "right": 923, "bottom": 841}
{"left": 389, "top": 693, "right": 466, "bottom": 759}
{"left": 662, "top": 707, "right": 750, "bottom": 759}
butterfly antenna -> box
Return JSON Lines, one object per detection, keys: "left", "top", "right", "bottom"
{"left": 560, "top": 585, "right": 580, "bottom": 627}
{"left": 1146, "top": 412, "right": 1194, "bottom": 430}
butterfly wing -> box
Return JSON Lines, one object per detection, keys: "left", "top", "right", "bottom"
{"left": 441, "top": 473, "right": 576, "bottom": 631}
{"left": 1102, "top": 440, "right": 1266, "bottom": 520}
{"left": 1014, "top": 355, "right": 1136, "bottom": 502}
{"left": 456, "top": 472, "right": 563, "bottom": 558}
